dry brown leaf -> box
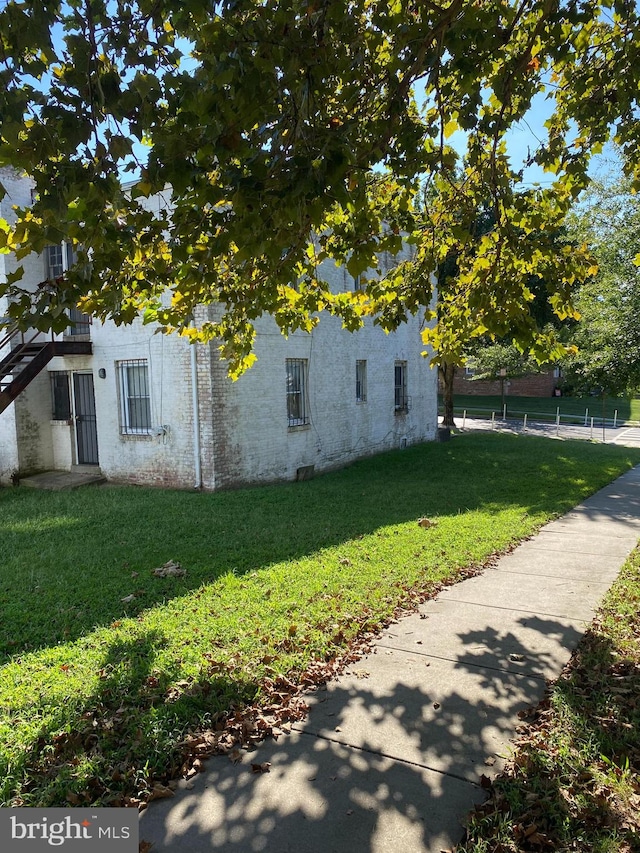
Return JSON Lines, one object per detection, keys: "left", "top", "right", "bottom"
{"left": 251, "top": 762, "right": 271, "bottom": 774}
{"left": 418, "top": 517, "right": 438, "bottom": 528}
{"left": 152, "top": 560, "right": 186, "bottom": 578}
{"left": 148, "top": 784, "right": 174, "bottom": 802}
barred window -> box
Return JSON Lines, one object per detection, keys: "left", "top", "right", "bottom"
{"left": 50, "top": 372, "right": 71, "bottom": 420}
{"left": 117, "top": 359, "right": 152, "bottom": 434}
{"left": 68, "top": 306, "right": 91, "bottom": 335}
{"left": 286, "top": 358, "right": 309, "bottom": 426}
{"left": 394, "top": 361, "right": 408, "bottom": 412}
{"left": 356, "top": 360, "right": 367, "bottom": 402}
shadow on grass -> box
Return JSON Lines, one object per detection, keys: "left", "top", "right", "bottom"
{"left": 459, "top": 628, "right": 640, "bottom": 851}
{"left": 13, "top": 628, "right": 258, "bottom": 807}
{"left": 1, "top": 433, "right": 638, "bottom": 660}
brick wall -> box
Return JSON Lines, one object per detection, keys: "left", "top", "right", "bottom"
{"left": 452, "top": 369, "right": 559, "bottom": 397}
{"left": 0, "top": 171, "right": 439, "bottom": 488}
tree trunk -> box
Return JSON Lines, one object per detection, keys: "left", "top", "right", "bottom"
{"left": 439, "top": 360, "right": 456, "bottom": 427}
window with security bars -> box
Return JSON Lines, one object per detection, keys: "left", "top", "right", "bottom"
{"left": 394, "top": 361, "right": 408, "bottom": 412}
{"left": 356, "top": 360, "right": 367, "bottom": 402}
{"left": 286, "top": 358, "right": 309, "bottom": 426}
{"left": 50, "top": 372, "right": 71, "bottom": 420}
{"left": 117, "top": 360, "right": 152, "bottom": 434}
{"left": 68, "top": 306, "right": 91, "bottom": 335}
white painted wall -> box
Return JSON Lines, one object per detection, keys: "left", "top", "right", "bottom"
{"left": 206, "top": 302, "right": 437, "bottom": 489}
{"left": 0, "top": 169, "right": 438, "bottom": 488}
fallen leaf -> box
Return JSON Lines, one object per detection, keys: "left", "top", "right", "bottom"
{"left": 339, "top": 558, "right": 352, "bottom": 566}
{"left": 148, "top": 784, "right": 174, "bottom": 801}
{"left": 433, "top": 702, "right": 441, "bottom": 710}
{"left": 352, "top": 669, "right": 370, "bottom": 679}
{"left": 509, "top": 653, "right": 525, "bottom": 662}
{"left": 121, "top": 594, "right": 137, "bottom": 603}
{"left": 152, "top": 560, "right": 186, "bottom": 578}
{"left": 418, "top": 517, "right": 437, "bottom": 528}
{"left": 139, "top": 842, "right": 154, "bottom": 853}
{"left": 251, "top": 762, "right": 271, "bottom": 774}
{"left": 484, "top": 756, "right": 496, "bottom": 766}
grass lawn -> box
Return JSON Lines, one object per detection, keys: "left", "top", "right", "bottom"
{"left": 2, "top": 433, "right": 640, "bottom": 808}
{"left": 443, "top": 395, "right": 640, "bottom": 425}
{"left": 457, "top": 548, "right": 640, "bottom": 853}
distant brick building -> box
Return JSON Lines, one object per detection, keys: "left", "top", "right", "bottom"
{"left": 1, "top": 169, "right": 438, "bottom": 489}
{"left": 451, "top": 366, "right": 561, "bottom": 398}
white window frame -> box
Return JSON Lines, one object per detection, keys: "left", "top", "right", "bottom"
{"left": 117, "top": 359, "right": 153, "bottom": 435}
{"left": 45, "top": 243, "right": 91, "bottom": 334}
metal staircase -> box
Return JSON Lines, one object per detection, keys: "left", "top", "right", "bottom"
{"left": 0, "top": 323, "right": 92, "bottom": 415}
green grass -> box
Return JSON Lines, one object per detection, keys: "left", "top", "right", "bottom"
{"left": 443, "top": 395, "right": 640, "bottom": 425}
{"left": 457, "top": 548, "right": 640, "bottom": 853}
{"left": 2, "top": 433, "right": 640, "bottom": 808}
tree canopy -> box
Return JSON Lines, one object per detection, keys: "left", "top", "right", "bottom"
{"left": 563, "top": 171, "right": 640, "bottom": 395}
{"left": 1, "top": 0, "right": 639, "bottom": 374}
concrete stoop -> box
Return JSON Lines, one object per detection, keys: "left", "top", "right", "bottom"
{"left": 18, "top": 468, "right": 106, "bottom": 490}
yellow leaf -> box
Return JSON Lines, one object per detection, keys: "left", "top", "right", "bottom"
{"left": 443, "top": 119, "right": 458, "bottom": 139}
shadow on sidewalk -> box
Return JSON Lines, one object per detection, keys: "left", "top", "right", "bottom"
{"left": 140, "top": 615, "right": 583, "bottom": 852}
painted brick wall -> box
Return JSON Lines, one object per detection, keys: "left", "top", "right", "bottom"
{"left": 206, "top": 252, "right": 438, "bottom": 489}
{"left": 0, "top": 170, "right": 439, "bottom": 489}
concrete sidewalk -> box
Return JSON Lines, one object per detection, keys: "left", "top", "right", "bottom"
{"left": 139, "top": 466, "right": 640, "bottom": 853}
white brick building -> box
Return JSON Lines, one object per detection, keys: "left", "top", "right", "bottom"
{"left": 0, "top": 169, "right": 438, "bottom": 490}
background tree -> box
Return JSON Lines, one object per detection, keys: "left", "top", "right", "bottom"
{"left": 1, "top": 1, "right": 638, "bottom": 374}
{"left": 563, "top": 171, "right": 640, "bottom": 396}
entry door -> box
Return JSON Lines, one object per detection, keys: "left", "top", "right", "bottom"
{"left": 73, "top": 373, "right": 99, "bottom": 465}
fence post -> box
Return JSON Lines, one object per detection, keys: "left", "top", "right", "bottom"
{"left": 503, "top": 403, "right": 507, "bottom": 420}
{"left": 584, "top": 408, "right": 588, "bottom": 426}
{"left": 590, "top": 416, "right": 594, "bottom": 440}
{"left": 556, "top": 407, "right": 560, "bottom": 437}
{"left": 614, "top": 409, "right": 618, "bottom": 429}
{"left": 523, "top": 413, "right": 527, "bottom": 431}
{"left": 463, "top": 409, "right": 467, "bottom": 429}
{"left": 491, "top": 411, "right": 495, "bottom": 430}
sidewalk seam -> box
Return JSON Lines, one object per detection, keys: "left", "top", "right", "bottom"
{"left": 373, "top": 645, "right": 548, "bottom": 681}
{"left": 293, "top": 728, "right": 485, "bottom": 790}
{"left": 427, "top": 598, "right": 592, "bottom": 622}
